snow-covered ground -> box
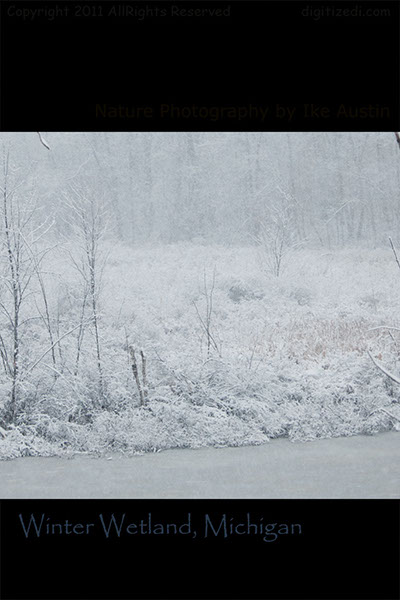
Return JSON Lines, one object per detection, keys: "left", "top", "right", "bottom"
{"left": 1, "top": 432, "right": 398, "bottom": 498}
{"left": 1, "top": 244, "right": 400, "bottom": 459}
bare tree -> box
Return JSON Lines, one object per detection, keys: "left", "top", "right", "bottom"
{"left": 193, "top": 267, "right": 221, "bottom": 358}
{"left": 64, "top": 182, "right": 109, "bottom": 406}
{"left": 0, "top": 149, "right": 55, "bottom": 423}
{"left": 254, "top": 188, "right": 300, "bottom": 277}
{"left": 73, "top": 281, "right": 89, "bottom": 376}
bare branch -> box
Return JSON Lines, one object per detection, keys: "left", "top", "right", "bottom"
{"left": 367, "top": 326, "right": 400, "bottom": 333}
{"left": 369, "top": 407, "right": 400, "bottom": 422}
{"left": 389, "top": 237, "right": 400, "bottom": 272}
{"left": 22, "top": 318, "right": 94, "bottom": 380}
{"left": 367, "top": 351, "right": 400, "bottom": 385}
{"left": 37, "top": 132, "right": 50, "bottom": 150}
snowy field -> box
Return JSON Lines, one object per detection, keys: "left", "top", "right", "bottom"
{"left": 1, "top": 243, "right": 400, "bottom": 460}
{"left": 1, "top": 132, "right": 400, "bottom": 463}
{"left": 1, "top": 431, "right": 398, "bottom": 498}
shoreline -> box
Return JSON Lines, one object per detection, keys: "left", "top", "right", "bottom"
{"left": 1, "top": 431, "right": 398, "bottom": 499}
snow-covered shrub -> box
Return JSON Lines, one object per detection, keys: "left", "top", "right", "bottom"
{"left": 0, "top": 243, "right": 399, "bottom": 460}
{"left": 290, "top": 287, "right": 313, "bottom": 306}
{"left": 228, "top": 283, "right": 252, "bottom": 303}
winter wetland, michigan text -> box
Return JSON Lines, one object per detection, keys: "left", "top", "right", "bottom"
{"left": 18, "top": 513, "right": 302, "bottom": 543}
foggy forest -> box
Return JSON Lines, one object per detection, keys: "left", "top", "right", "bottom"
{"left": 0, "top": 131, "right": 399, "bottom": 459}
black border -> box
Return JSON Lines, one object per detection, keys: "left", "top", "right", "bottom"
{"left": 1, "top": 499, "right": 399, "bottom": 599}
{"left": 0, "top": 2, "right": 399, "bottom": 599}
{"left": 0, "top": 0, "right": 399, "bottom": 131}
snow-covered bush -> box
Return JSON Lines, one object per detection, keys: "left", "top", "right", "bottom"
{"left": 0, "top": 243, "right": 399, "bottom": 460}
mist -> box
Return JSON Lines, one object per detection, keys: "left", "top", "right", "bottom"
{"left": 0, "top": 132, "right": 399, "bottom": 461}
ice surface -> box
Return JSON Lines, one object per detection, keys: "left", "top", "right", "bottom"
{"left": 1, "top": 431, "right": 398, "bottom": 498}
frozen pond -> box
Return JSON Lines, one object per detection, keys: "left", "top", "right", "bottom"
{"left": 1, "top": 432, "right": 399, "bottom": 498}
